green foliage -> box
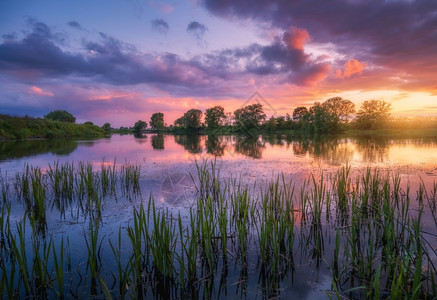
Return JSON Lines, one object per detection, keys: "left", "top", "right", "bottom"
{"left": 205, "top": 106, "right": 226, "bottom": 128}
{"left": 84, "top": 121, "right": 94, "bottom": 126}
{"left": 292, "top": 106, "right": 308, "bottom": 121}
{"left": 44, "top": 110, "right": 76, "bottom": 123}
{"left": 173, "top": 109, "right": 202, "bottom": 130}
{"left": 355, "top": 100, "right": 391, "bottom": 129}
{"left": 102, "top": 123, "right": 111, "bottom": 132}
{"left": 296, "top": 98, "right": 355, "bottom": 134}
{"left": 234, "top": 103, "right": 266, "bottom": 130}
{"left": 133, "top": 120, "right": 147, "bottom": 132}
{"left": 321, "top": 97, "right": 355, "bottom": 123}
{"left": 149, "top": 112, "right": 165, "bottom": 129}
{"left": 0, "top": 114, "right": 105, "bottom": 140}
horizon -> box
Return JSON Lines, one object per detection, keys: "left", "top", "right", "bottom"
{"left": 1, "top": 0, "right": 437, "bottom": 127}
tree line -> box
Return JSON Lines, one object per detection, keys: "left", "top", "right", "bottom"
{"left": 132, "top": 98, "right": 392, "bottom": 134}
{"left": 42, "top": 97, "right": 414, "bottom": 135}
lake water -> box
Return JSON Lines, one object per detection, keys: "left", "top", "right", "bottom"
{"left": 2, "top": 133, "right": 437, "bottom": 175}
{"left": 1, "top": 134, "right": 437, "bottom": 299}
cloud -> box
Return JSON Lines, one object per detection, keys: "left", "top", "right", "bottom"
{"left": 0, "top": 21, "right": 212, "bottom": 88}
{"left": 0, "top": 18, "right": 333, "bottom": 111}
{"left": 202, "top": 0, "right": 437, "bottom": 92}
{"left": 147, "top": 1, "right": 174, "bottom": 14}
{"left": 28, "top": 86, "right": 54, "bottom": 96}
{"left": 283, "top": 26, "right": 310, "bottom": 50}
{"left": 336, "top": 59, "right": 366, "bottom": 78}
{"left": 151, "top": 18, "right": 169, "bottom": 34}
{"left": 67, "top": 21, "right": 82, "bottom": 30}
{"left": 187, "top": 21, "right": 208, "bottom": 40}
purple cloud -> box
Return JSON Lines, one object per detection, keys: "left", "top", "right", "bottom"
{"left": 202, "top": 0, "right": 437, "bottom": 90}
{"left": 151, "top": 18, "right": 169, "bottom": 34}
{"left": 187, "top": 21, "right": 208, "bottom": 40}
{"left": 0, "top": 20, "right": 329, "bottom": 91}
{"left": 67, "top": 21, "right": 82, "bottom": 30}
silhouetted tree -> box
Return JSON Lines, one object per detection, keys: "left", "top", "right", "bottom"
{"left": 205, "top": 106, "right": 226, "bottom": 128}
{"left": 133, "top": 120, "right": 147, "bottom": 132}
{"left": 150, "top": 112, "right": 165, "bottom": 129}
{"left": 175, "top": 109, "right": 203, "bottom": 130}
{"left": 44, "top": 110, "right": 76, "bottom": 123}
{"left": 234, "top": 103, "right": 266, "bottom": 130}
{"left": 292, "top": 106, "right": 308, "bottom": 121}
{"left": 102, "top": 123, "right": 111, "bottom": 132}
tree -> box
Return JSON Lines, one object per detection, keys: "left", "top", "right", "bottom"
{"left": 321, "top": 97, "right": 355, "bottom": 123}
{"left": 174, "top": 117, "right": 185, "bottom": 127}
{"left": 205, "top": 106, "right": 226, "bottom": 128}
{"left": 149, "top": 112, "right": 165, "bottom": 129}
{"left": 310, "top": 103, "right": 336, "bottom": 133}
{"left": 133, "top": 120, "right": 147, "bottom": 132}
{"left": 102, "top": 123, "right": 111, "bottom": 132}
{"left": 292, "top": 106, "right": 309, "bottom": 121}
{"left": 84, "top": 121, "right": 94, "bottom": 126}
{"left": 184, "top": 109, "right": 203, "bottom": 129}
{"left": 234, "top": 103, "right": 266, "bottom": 130}
{"left": 44, "top": 110, "right": 76, "bottom": 123}
{"left": 355, "top": 100, "right": 391, "bottom": 129}
{"left": 299, "top": 102, "right": 336, "bottom": 133}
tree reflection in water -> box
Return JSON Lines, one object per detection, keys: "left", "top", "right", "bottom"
{"left": 151, "top": 134, "right": 165, "bottom": 150}
{"left": 174, "top": 134, "right": 203, "bottom": 154}
{"left": 206, "top": 135, "right": 226, "bottom": 156}
{"left": 0, "top": 139, "right": 78, "bottom": 160}
{"left": 234, "top": 135, "right": 265, "bottom": 159}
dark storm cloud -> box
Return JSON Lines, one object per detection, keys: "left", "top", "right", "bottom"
{"left": 186, "top": 21, "right": 208, "bottom": 39}
{"left": 151, "top": 18, "right": 169, "bottom": 34}
{"left": 202, "top": 0, "right": 437, "bottom": 83}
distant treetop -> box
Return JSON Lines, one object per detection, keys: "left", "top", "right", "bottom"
{"left": 44, "top": 110, "right": 76, "bottom": 123}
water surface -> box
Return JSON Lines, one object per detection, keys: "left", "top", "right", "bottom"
{"left": 1, "top": 134, "right": 437, "bottom": 299}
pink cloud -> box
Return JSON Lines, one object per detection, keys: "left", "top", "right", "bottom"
{"left": 147, "top": 1, "right": 174, "bottom": 14}
{"left": 28, "top": 86, "right": 54, "bottom": 96}
{"left": 283, "top": 26, "right": 310, "bottom": 50}
{"left": 336, "top": 59, "right": 366, "bottom": 78}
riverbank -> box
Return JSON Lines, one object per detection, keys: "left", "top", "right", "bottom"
{"left": 0, "top": 114, "right": 106, "bottom": 140}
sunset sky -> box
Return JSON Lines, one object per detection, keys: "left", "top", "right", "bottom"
{"left": 1, "top": 0, "right": 436, "bottom": 127}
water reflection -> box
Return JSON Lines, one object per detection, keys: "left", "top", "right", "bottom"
{"left": 174, "top": 135, "right": 202, "bottom": 154}
{"left": 354, "top": 135, "right": 390, "bottom": 163}
{"left": 151, "top": 134, "right": 165, "bottom": 150}
{"left": 1, "top": 134, "right": 437, "bottom": 172}
{"left": 0, "top": 139, "right": 78, "bottom": 161}
{"left": 134, "top": 132, "right": 148, "bottom": 144}
{"left": 206, "top": 135, "right": 226, "bottom": 156}
{"left": 235, "top": 135, "right": 265, "bottom": 159}
{"left": 288, "top": 136, "right": 355, "bottom": 165}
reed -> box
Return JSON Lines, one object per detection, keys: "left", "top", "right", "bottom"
{"left": 84, "top": 220, "right": 102, "bottom": 283}
{"left": 0, "top": 160, "right": 436, "bottom": 299}
{"left": 9, "top": 219, "right": 31, "bottom": 295}
{"left": 149, "top": 202, "right": 177, "bottom": 278}
{"left": 52, "top": 238, "right": 65, "bottom": 297}
{"left": 109, "top": 228, "right": 132, "bottom": 299}
{"left": 127, "top": 202, "right": 148, "bottom": 286}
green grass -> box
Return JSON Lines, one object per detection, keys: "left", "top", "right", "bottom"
{"left": 0, "top": 114, "right": 105, "bottom": 140}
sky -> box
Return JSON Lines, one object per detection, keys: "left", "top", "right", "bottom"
{"left": 1, "top": 0, "right": 436, "bottom": 127}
